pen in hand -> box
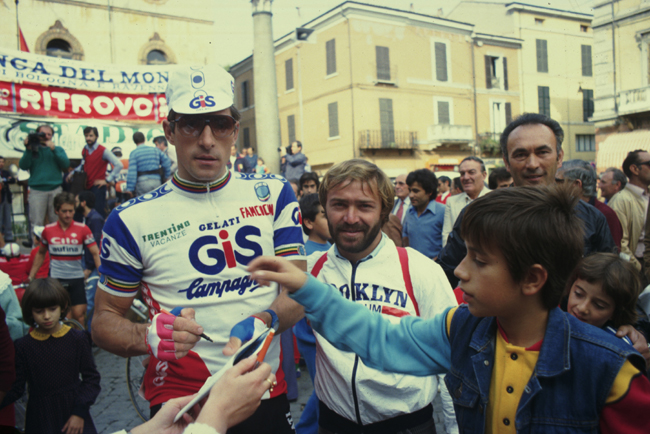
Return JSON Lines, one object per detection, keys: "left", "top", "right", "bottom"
{"left": 162, "top": 307, "right": 214, "bottom": 343}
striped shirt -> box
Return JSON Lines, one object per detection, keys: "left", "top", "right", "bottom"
{"left": 126, "top": 144, "right": 172, "bottom": 192}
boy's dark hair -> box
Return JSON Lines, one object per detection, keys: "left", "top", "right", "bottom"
{"left": 488, "top": 167, "right": 512, "bottom": 190}
{"left": 133, "top": 132, "right": 145, "bottom": 144}
{"left": 54, "top": 192, "right": 76, "bottom": 211}
{"left": 461, "top": 186, "right": 584, "bottom": 310}
{"left": 567, "top": 253, "right": 641, "bottom": 328}
{"left": 499, "top": 113, "right": 564, "bottom": 162}
{"left": 77, "top": 190, "right": 96, "bottom": 209}
{"left": 21, "top": 278, "right": 70, "bottom": 325}
{"left": 622, "top": 150, "right": 647, "bottom": 178}
{"left": 83, "top": 126, "right": 99, "bottom": 137}
{"left": 299, "top": 193, "right": 322, "bottom": 235}
{"left": 452, "top": 177, "right": 463, "bottom": 192}
{"left": 406, "top": 169, "right": 437, "bottom": 197}
{"left": 438, "top": 175, "right": 451, "bottom": 186}
{"left": 300, "top": 172, "right": 320, "bottom": 191}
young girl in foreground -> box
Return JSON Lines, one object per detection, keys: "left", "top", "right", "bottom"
{"left": 566, "top": 253, "right": 642, "bottom": 343}
{"left": 0, "top": 278, "right": 101, "bottom": 434}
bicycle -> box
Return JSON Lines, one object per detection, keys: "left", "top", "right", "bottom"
{"left": 126, "top": 298, "right": 151, "bottom": 422}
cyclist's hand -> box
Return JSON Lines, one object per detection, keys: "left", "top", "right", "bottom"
{"left": 223, "top": 315, "right": 268, "bottom": 356}
{"left": 146, "top": 308, "right": 203, "bottom": 361}
{"left": 62, "top": 415, "right": 84, "bottom": 434}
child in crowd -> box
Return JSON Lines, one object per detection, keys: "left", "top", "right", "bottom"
{"left": 566, "top": 253, "right": 642, "bottom": 344}
{"left": 0, "top": 278, "right": 101, "bottom": 434}
{"left": 255, "top": 157, "right": 268, "bottom": 174}
{"left": 299, "top": 193, "right": 331, "bottom": 255}
{"left": 249, "top": 186, "right": 650, "bottom": 433}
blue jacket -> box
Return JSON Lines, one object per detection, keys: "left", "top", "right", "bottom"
{"left": 291, "top": 276, "right": 646, "bottom": 434}
{"left": 446, "top": 306, "right": 645, "bottom": 434}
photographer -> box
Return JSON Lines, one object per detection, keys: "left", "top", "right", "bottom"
{"left": 281, "top": 141, "right": 307, "bottom": 182}
{"left": 19, "top": 125, "right": 70, "bottom": 239}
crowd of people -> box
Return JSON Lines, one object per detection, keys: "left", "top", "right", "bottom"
{"left": 1, "top": 63, "right": 650, "bottom": 434}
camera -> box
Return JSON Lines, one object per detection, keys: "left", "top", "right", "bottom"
{"left": 277, "top": 145, "right": 292, "bottom": 155}
{"left": 26, "top": 132, "right": 47, "bottom": 154}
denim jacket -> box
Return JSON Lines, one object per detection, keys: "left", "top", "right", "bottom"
{"left": 445, "top": 306, "right": 646, "bottom": 434}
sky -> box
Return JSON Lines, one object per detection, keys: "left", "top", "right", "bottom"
{"left": 210, "top": 0, "right": 594, "bottom": 68}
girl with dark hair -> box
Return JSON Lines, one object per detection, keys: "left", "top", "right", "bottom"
{"left": 0, "top": 278, "right": 100, "bottom": 434}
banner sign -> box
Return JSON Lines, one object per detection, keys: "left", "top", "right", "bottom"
{"left": 0, "top": 81, "right": 167, "bottom": 122}
{"left": 0, "top": 114, "right": 164, "bottom": 159}
{"left": 0, "top": 47, "right": 171, "bottom": 93}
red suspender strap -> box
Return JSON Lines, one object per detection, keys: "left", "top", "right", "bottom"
{"left": 397, "top": 247, "right": 420, "bottom": 317}
{"left": 310, "top": 252, "right": 329, "bottom": 278}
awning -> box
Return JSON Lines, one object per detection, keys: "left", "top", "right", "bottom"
{"left": 597, "top": 130, "right": 650, "bottom": 172}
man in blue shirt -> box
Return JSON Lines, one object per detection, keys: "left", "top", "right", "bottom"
{"left": 402, "top": 169, "right": 446, "bottom": 259}
{"left": 126, "top": 132, "right": 172, "bottom": 196}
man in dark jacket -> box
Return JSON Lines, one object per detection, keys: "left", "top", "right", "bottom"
{"left": 437, "top": 113, "right": 615, "bottom": 288}
{"left": 281, "top": 141, "right": 307, "bottom": 181}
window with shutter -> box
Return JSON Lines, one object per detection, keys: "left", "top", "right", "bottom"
{"left": 582, "top": 89, "right": 594, "bottom": 121}
{"left": 285, "top": 59, "right": 294, "bottom": 90}
{"left": 287, "top": 115, "right": 295, "bottom": 145}
{"left": 538, "top": 86, "right": 550, "bottom": 117}
{"left": 328, "top": 102, "right": 339, "bottom": 137}
{"left": 376, "top": 46, "right": 391, "bottom": 81}
{"left": 581, "top": 45, "right": 592, "bottom": 77}
{"left": 503, "top": 57, "right": 509, "bottom": 90}
{"left": 437, "top": 101, "right": 450, "bottom": 124}
{"left": 485, "top": 55, "right": 492, "bottom": 89}
{"left": 435, "top": 42, "right": 448, "bottom": 82}
{"left": 326, "top": 39, "right": 336, "bottom": 75}
{"left": 241, "top": 81, "right": 249, "bottom": 108}
{"left": 505, "top": 102, "right": 512, "bottom": 124}
{"left": 536, "top": 39, "right": 548, "bottom": 73}
{"left": 379, "top": 98, "right": 394, "bottom": 147}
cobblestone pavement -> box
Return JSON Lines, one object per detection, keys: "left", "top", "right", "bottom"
{"left": 91, "top": 348, "right": 446, "bottom": 433}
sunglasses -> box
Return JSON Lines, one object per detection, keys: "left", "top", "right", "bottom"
{"left": 636, "top": 160, "right": 650, "bottom": 168}
{"left": 170, "top": 114, "right": 238, "bottom": 138}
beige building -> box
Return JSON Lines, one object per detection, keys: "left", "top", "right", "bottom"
{"left": 230, "top": 2, "right": 523, "bottom": 176}
{"left": 0, "top": 0, "right": 216, "bottom": 66}
{"left": 447, "top": 1, "right": 596, "bottom": 162}
{"left": 592, "top": 0, "right": 650, "bottom": 172}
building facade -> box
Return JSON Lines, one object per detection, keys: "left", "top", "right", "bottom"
{"left": 230, "top": 2, "right": 523, "bottom": 176}
{"left": 0, "top": 0, "right": 216, "bottom": 66}
{"left": 592, "top": 0, "right": 650, "bottom": 172}
{"left": 447, "top": 1, "right": 596, "bottom": 162}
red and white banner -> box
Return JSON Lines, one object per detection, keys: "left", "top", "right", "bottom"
{"left": 0, "top": 80, "right": 167, "bottom": 122}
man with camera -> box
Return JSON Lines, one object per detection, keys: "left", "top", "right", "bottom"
{"left": 281, "top": 141, "right": 307, "bottom": 182}
{"left": 19, "top": 125, "right": 70, "bottom": 239}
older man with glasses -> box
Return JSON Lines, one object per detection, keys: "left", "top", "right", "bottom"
{"left": 92, "top": 65, "right": 305, "bottom": 434}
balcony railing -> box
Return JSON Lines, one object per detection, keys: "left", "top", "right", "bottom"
{"left": 358, "top": 129, "right": 418, "bottom": 150}
{"left": 618, "top": 86, "right": 650, "bottom": 116}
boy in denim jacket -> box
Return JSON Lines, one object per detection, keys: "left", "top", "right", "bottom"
{"left": 249, "top": 186, "right": 650, "bottom": 433}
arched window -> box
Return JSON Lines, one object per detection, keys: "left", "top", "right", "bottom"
{"left": 147, "top": 49, "right": 168, "bottom": 65}
{"left": 35, "top": 21, "right": 84, "bottom": 60}
{"left": 138, "top": 33, "right": 176, "bottom": 65}
{"left": 46, "top": 39, "right": 73, "bottom": 58}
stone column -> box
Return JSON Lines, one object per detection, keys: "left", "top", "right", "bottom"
{"left": 251, "top": 0, "right": 281, "bottom": 175}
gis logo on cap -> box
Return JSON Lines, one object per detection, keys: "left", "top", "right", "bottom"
{"left": 189, "top": 90, "right": 216, "bottom": 109}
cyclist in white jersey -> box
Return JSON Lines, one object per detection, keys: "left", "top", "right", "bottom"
{"left": 92, "top": 65, "right": 305, "bottom": 434}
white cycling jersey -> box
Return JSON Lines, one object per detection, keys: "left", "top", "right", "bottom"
{"left": 308, "top": 235, "right": 456, "bottom": 425}
{"left": 98, "top": 171, "right": 304, "bottom": 407}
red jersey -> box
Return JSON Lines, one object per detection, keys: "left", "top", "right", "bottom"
{"left": 41, "top": 221, "right": 96, "bottom": 279}
{"left": 0, "top": 255, "right": 30, "bottom": 285}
